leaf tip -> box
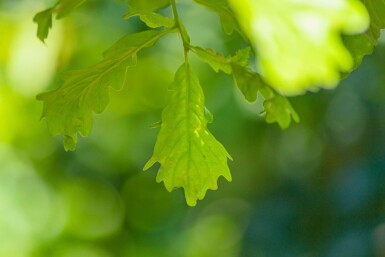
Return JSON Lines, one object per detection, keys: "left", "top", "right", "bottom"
{"left": 224, "top": 172, "right": 232, "bottom": 182}
{"left": 225, "top": 149, "right": 233, "bottom": 161}
{"left": 33, "top": 8, "right": 53, "bottom": 43}
{"left": 63, "top": 135, "right": 77, "bottom": 151}
{"left": 149, "top": 121, "right": 162, "bottom": 129}
{"left": 186, "top": 197, "right": 197, "bottom": 207}
{"left": 143, "top": 158, "right": 156, "bottom": 171}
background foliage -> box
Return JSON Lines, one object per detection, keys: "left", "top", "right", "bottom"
{"left": 1, "top": 0, "right": 385, "bottom": 256}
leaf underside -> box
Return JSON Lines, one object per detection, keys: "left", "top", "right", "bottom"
{"left": 144, "top": 63, "right": 232, "bottom": 206}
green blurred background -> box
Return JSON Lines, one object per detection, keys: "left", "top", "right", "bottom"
{"left": 1, "top": 0, "right": 385, "bottom": 256}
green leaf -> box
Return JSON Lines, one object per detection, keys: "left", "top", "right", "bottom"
{"left": 231, "top": 63, "right": 262, "bottom": 102}
{"left": 344, "top": 0, "right": 385, "bottom": 70}
{"left": 231, "top": 57, "right": 299, "bottom": 128}
{"left": 191, "top": 46, "right": 231, "bottom": 74}
{"left": 231, "top": 47, "right": 251, "bottom": 67}
{"left": 34, "top": 0, "right": 86, "bottom": 42}
{"left": 144, "top": 63, "right": 232, "bottom": 206}
{"left": 38, "top": 29, "right": 171, "bottom": 151}
{"left": 103, "top": 29, "right": 172, "bottom": 59}
{"left": 138, "top": 12, "right": 174, "bottom": 28}
{"left": 229, "top": 0, "right": 370, "bottom": 96}
{"left": 190, "top": 45, "right": 296, "bottom": 128}
{"left": 190, "top": 45, "right": 297, "bottom": 128}
{"left": 204, "top": 106, "right": 214, "bottom": 123}
{"left": 260, "top": 87, "right": 299, "bottom": 129}
{"left": 54, "top": 0, "right": 87, "bottom": 19}
{"left": 193, "top": 0, "right": 245, "bottom": 37}
{"left": 219, "top": 13, "right": 237, "bottom": 35}
{"left": 149, "top": 121, "right": 162, "bottom": 129}
{"left": 33, "top": 8, "right": 53, "bottom": 43}
{"left": 364, "top": 0, "right": 385, "bottom": 29}
{"left": 230, "top": 47, "right": 261, "bottom": 102}
{"left": 125, "top": 0, "right": 170, "bottom": 19}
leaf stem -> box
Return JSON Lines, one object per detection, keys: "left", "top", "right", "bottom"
{"left": 170, "top": 0, "right": 190, "bottom": 59}
{"left": 170, "top": 0, "right": 180, "bottom": 24}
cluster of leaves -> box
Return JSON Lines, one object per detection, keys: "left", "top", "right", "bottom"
{"left": 34, "top": 0, "right": 385, "bottom": 206}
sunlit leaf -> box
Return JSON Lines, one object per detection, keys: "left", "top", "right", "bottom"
{"left": 38, "top": 30, "right": 172, "bottom": 151}
{"left": 229, "top": 0, "right": 370, "bottom": 96}
{"left": 144, "top": 63, "right": 232, "bottom": 206}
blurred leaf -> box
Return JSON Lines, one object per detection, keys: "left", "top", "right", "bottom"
{"left": 33, "top": 8, "right": 53, "bottom": 43}
{"left": 125, "top": 0, "right": 170, "bottom": 18}
{"left": 231, "top": 47, "right": 251, "bottom": 67}
{"left": 230, "top": 51, "right": 299, "bottom": 128}
{"left": 149, "top": 121, "right": 162, "bottom": 129}
{"left": 191, "top": 46, "right": 258, "bottom": 102}
{"left": 230, "top": 47, "right": 260, "bottom": 102}
{"left": 231, "top": 63, "right": 262, "bottom": 102}
{"left": 144, "top": 63, "right": 232, "bottom": 206}
{"left": 194, "top": 0, "right": 245, "bottom": 37}
{"left": 343, "top": 0, "right": 385, "bottom": 70}
{"left": 220, "top": 14, "right": 237, "bottom": 35}
{"left": 34, "top": 0, "right": 86, "bottom": 42}
{"left": 55, "top": 0, "right": 87, "bottom": 19}
{"left": 364, "top": 0, "right": 385, "bottom": 28}
{"left": 191, "top": 46, "right": 231, "bottom": 74}
{"left": 138, "top": 12, "right": 175, "bottom": 28}
{"left": 260, "top": 87, "right": 300, "bottom": 129}
{"left": 38, "top": 29, "right": 172, "bottom": 151}
{"left": 229, "top": 0, "right": 369, "bottom": 96}
{"left": 204, "top": 106, "right": 214, "bottom": 123}
{"left": 190, "top": 44, "right": 298, "bottom": 128}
